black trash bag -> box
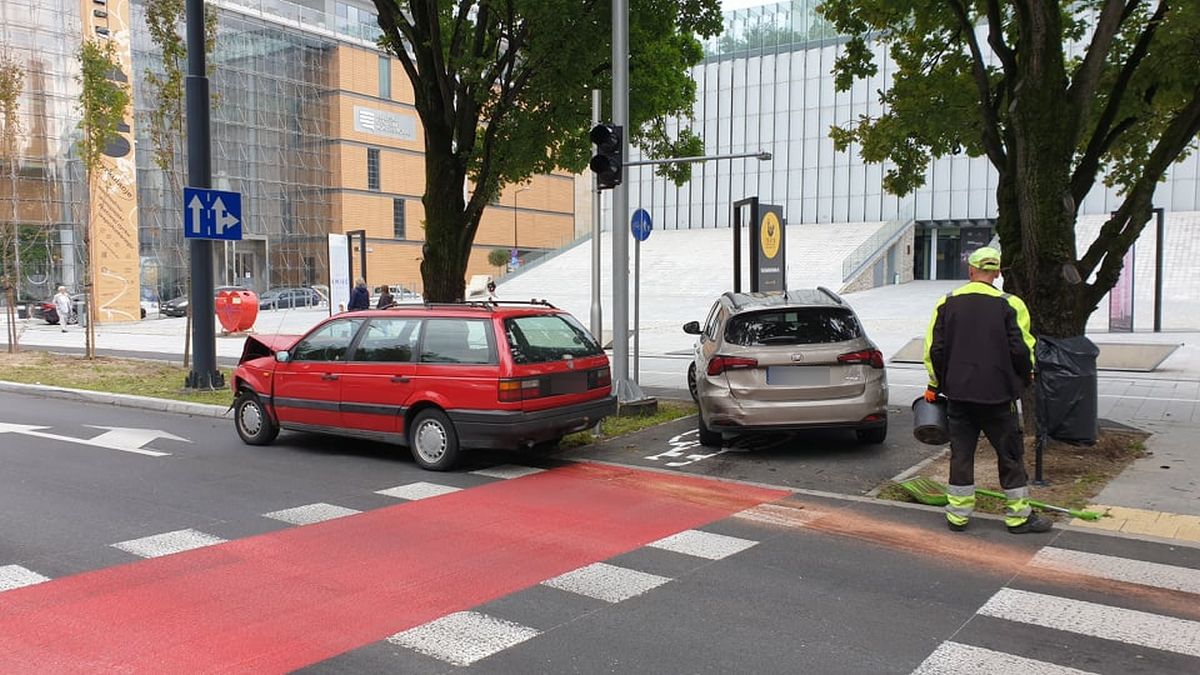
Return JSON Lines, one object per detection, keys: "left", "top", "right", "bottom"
{"left": 1035, "top": 336, "right": 1099, "bottom": 445}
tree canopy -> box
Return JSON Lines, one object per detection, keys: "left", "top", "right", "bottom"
{"left": 819, "top": 0, "right": 1200, "bottom": 335}
{"left": 371, "top": 0, "right": 722, "bottom": 300}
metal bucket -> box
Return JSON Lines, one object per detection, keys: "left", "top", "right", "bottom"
{"left": 912, "top": 396, "right": 950, "bottom": 445}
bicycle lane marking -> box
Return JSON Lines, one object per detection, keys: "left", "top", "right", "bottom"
{"left": 0, "top": 461, "right": 787, "bottom": 672}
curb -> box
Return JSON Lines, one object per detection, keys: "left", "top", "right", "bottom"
{"left": 0, "top": 380, "right": 230, "bottom": 419}
{"left": 863, "top": 446, "right": 949, "bottom": 497}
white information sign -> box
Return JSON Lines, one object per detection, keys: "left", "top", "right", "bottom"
{"left": 353, "top": 105, "right": 417, "bottom": 141}
{"left": 327, "top": 234, "right": 351, "bottom": 315}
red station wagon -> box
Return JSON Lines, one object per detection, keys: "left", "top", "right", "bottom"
{"left": 230, "top": 301, "right": 616, "bottom": 470}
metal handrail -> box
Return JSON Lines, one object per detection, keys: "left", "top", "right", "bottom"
{"left": 495, "top": 232, "right": 592, "bottom": 285}
{"left": 841, "top": 205, "right": 916, "bottom": 282}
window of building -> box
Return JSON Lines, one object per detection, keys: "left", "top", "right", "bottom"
{"left": 379, "top": 55, "right": 391, "bottom": 99}
{"left": 392, "top": 198, "right": 406, "bottom": 239}
{"left": 336, "top": 2, "right": 377, "bottom": 27}
{"left": 367, "top": 148, "right": 380, "bottom": 191}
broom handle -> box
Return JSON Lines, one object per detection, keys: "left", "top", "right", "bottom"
{"left": 974, "top": 488, "right": 1101, "bottom": 520}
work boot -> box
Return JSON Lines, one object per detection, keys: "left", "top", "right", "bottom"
{"left": 1007, "top": 513, "right": 1053, "bottom": 534}
{"left": 947, "top": 519, "right": 968, "bottom": 532}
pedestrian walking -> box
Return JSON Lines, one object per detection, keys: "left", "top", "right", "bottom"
{"left": 348, "top": 278, "right": 369, "bottom": 311}
{"left": 922, "top": 246, "right": 1051, "bottom": 534}
{"left": 376, "top": 285, "right": 394, "bottom": 309}
{"left": 486, "top": 278, "right": 497, "bottom": 300}
{"left": 53, "top": 286, "right": 72, "bottom": 332}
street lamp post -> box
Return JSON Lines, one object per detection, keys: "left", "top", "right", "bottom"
{"left": 513, "top": 184, "right": 529, "bottom": 269}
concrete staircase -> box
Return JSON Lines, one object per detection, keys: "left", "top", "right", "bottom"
{"left": 496, "top": 223, "right": 883, "bottom": 355}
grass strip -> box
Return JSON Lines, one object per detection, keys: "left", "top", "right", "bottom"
{"left": 561, "top": 400, "right": 696, "bottom": 449}
{"left": 0, "top": 351, "right": 231, "bottom": 406}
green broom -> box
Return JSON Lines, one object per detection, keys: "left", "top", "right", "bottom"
{"left": 898, "top": 476, "right": 1103, "bottom": 521}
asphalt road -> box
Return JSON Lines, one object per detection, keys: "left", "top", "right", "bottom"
{"left": 2, "top": 391, "right": 1198, "bottom": 673}
{"left": 561, "top": 404, "right": 937, "bottom": 494}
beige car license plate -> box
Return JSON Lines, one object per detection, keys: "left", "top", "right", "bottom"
{"left": 766, "top": 366, "right": 830, "bottom": 386}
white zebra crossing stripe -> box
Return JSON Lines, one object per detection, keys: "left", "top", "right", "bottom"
{"left": 263, "top": 503, "right": 361, "bottom": 526}
{"left": 375, "top": 481, "right": 461, "bottom": 500}
{"left": 1031, "top": 547, "right": 1200, "bottom": 595}
{"left": 542, "top": 562, "right": 672, "bottom": 603}
{"left": 387, "top": 611, "right": 540, "bottom": 667}
{"left": 111, "top": 529, "right": 227, "bottom": 558}
{"left": 912, "top": 641, "right": 1098, "bottom": 675}
{"left": 470, "top": 465, "right": 545, "bottom": 480}
{"left": 648, "top": 529, "right": 758, "bottom": 560}
{"left": 979, "top": 588, "right": 1200, "bottom": 658}
{"left": 733, "top": 503, "right": 823, "bottom": 528}
{"left": 0, "top": 565, "right": 50, "bottom": 592}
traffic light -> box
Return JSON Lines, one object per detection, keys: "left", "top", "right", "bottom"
{"left": 589, "top": 123, "right": 623, "bottom": 190}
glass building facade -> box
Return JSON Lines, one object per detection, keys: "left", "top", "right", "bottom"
{"left": 611, "top": 0, "right": 1200, "bottom": 278}
{"left": 2, "top": 0, "right": 575, "bottom": 313}
{"left": 0, "top": 0, "right": 86, "bottom": 300}
{"left": 132, "top": 1, "right": 336, "bottom": 299}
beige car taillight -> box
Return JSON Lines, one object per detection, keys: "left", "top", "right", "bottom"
{"left": 837, "top": 349, "right": 884, "bottom": 369}
{"left": 707, "top": 355, "right": 758, "bottom": 376}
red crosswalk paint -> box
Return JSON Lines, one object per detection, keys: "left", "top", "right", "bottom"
{"left": 0, "top": 463, "right": 786, "bottom": 672}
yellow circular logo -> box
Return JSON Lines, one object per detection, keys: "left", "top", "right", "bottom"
{"left": 760, "top": 212, "right": 781, "bottom": 259}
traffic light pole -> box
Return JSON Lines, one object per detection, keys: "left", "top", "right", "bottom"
{"left": 590, "top": 89, "right": 602, "bottom": 342}
{"left": 610, "top": 0, "right": 644, "bottom": 404}
{"left": 184, "top": 0, "right": 221, "bottom": 390}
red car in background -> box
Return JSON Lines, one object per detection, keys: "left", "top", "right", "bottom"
{"left": 230, "top": 301, "right": 615, "bottom": 470}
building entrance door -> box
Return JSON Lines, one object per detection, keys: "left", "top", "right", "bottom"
{"left": 224, "top": 238, "right": 269, "bottom": 293}
{"left": 235, "top": 252, "right": 255, "bottom": 290}
{"left": 936, "top": 229, "right": 961, "bottom": 280}
{"left": 914, "top": 229, "right": 931, "bottom": 280}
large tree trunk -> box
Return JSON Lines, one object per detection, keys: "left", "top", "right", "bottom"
{"left": 420, "top": 148, "right": 472, "bottom": 302}
{"left": 4, "top": 286, "right": 16, "bottom": 353}
{"left": 998, "top": 3, "right": 1086, "bottom": 339}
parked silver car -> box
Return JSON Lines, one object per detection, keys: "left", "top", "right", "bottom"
{"left": 683, "top": 288, "right": 888, "bottom": 447}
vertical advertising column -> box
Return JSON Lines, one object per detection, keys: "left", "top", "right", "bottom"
{"left": 80, "top": 0, "right": 141, "bottom": 322}
{"left": 754, "top": 204, "right": 786, "bottom": 292}
{"left": 1108, "top": 246, "right": 1135, "bottom": 332}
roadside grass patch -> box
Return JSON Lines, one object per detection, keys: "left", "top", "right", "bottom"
{"left": 560, "top": 401, "right": 696, "bottom": 449}
{"left": 879, "top": 430, "right": 1148, "bottom": 519}
{"left": 0, "top": 351, "right": 231, "bottom": 406}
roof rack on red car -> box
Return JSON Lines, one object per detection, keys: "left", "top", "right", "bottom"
{"left": 481, "top": 299, "right": 558, "bottom": 309}
{"left": 414, "top": 299, "right": 558, "bottom": 311}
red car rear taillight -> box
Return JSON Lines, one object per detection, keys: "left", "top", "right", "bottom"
{"left": 588, "top": 367, "right": 611, "bottom": 389}
{"left": 706, "top": 355, "right": 758, "bottom": 376}
{"left": 498, "top": 377, "right": 542, "bottom": 402}
{"left": 838, "top": 349, "right": 885, "bottom": 369}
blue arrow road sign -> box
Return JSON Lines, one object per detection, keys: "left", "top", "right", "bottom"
{"left": 631, "top": 208, "right": 652, "bottom": 242}
{"left": 183, "top": 187, "right": 243, "bottom": 241}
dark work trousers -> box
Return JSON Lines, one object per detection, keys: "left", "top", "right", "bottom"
{"left": 947, "top": 400, "right": 1028, "bottom": 489}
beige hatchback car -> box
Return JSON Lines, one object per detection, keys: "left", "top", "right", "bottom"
{"left": 683, "top": 289, "right": 888, "bottom": 447}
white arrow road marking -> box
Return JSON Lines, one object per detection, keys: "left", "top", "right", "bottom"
{"left": 84, "top": 426, "right": 190, "bottom": 452}
{"left": 0, "top": 423, "right": 181, "bottom": 457}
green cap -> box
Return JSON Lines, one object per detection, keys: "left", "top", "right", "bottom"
{"left": 968, "top": 246, "right": 1001, "bottom": 271}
